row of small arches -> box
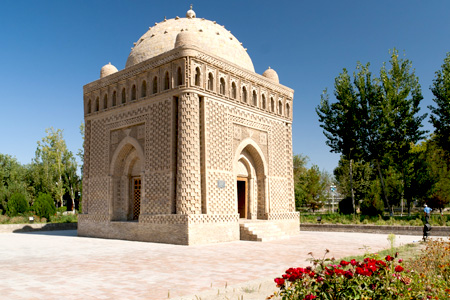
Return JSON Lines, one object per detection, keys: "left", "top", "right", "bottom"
{"left": 87, "top": 67, "right": 184, "bottom": 114}
{"left": 194, "top": 67, "right": 291, "bottom": 118}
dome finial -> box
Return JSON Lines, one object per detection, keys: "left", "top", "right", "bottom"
{"left": 186, "top": 4, "right": 196, "bottom": 18}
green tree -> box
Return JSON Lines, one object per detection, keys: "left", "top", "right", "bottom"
{"left": 429, "top": 52, "right": 450, "bottom": 161}
{"left": 33, "top": 127, "right": 72, "bottom": 208}
{"left": 33, "top": 193, "right": 56, "bottom": 220}
{"left": 318, "top": 49, "right": 427, "bottom": 215}
{"left": 303, "top": 165, "right": 328, "bottom": 212}
{"left": 0, "top": 154, "right": 30, "bottom": 212}
{"left": 6, "top": 192, "right": 29, "bottom": 217}
{"left": 293, "top": 154, "right": 308, "bottom": 209}
{"left": 62, "top": 151, "right": 80, "bottom": 212}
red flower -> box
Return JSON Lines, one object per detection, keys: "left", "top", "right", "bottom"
{"left": 316, "top": 276, "right": 324, "bottom": 283}
{"left": 350, "top": 259, "right": 357, "bottom": 266}
{"left": 340, "top": 260, "right": 350, "bottom": 266}
{"left": 304, "top": 295, "right": 317, "bottom": 300}
{"left": 385, "top": 255, "right": 394, "bottom": 261}
{"left": 395, "top": 265, "right": 404, "bottom": 272}
{"left": 274, "top": 277, "right": 285, "bottom": 286}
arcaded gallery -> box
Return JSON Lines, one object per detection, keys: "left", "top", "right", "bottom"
{"left": 78, "top": 7, "right": 299, "bottom": 245}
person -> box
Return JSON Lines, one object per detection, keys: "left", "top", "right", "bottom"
{"left": 424, "top": 204, "right": 432, "bottom": 224}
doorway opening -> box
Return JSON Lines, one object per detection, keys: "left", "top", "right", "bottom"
{"left": 131, "top": 177, "right": 141, "bottom": 221}
{"left": 237, "top": 177, "right": 247, "bottom": 219}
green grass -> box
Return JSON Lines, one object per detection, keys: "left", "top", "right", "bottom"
{"left": 300, "top": 212, "right": 450, "bottom": 226}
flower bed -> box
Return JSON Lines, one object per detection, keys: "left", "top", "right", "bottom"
{"left": 269, "top": 237, "right": 450, "bottom": 299}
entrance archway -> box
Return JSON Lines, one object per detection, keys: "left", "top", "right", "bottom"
{"left": 234, "top": 138, "right": 268, "bottom": 219}
{"left": 109, "top": 136, "right": 145, "bottom": 221}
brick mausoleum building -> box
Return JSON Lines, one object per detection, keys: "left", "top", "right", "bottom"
{"left": 78, "top": 7, "right": 299, "bottom": 245}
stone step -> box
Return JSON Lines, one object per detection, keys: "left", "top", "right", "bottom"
{"left": 239, "top": 221, "right": 290, "bottom": 242}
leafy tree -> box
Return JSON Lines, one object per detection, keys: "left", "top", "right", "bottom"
{"left": 33, "top": 127, "right": 72, "bottom": 208}
{"left": 0, "top": 154, "right": 30, "bottom": 212}
{"left": 302, "top": 165, "right": 328, "bottom": 212}
{"left": 293, "top": 154, "right": 308, "bottom": 208}
{"left": 6, "top": 193, "right": 29, "bottom": 217}
{"left": 33, "top": 193, "right": 56, "bottom": 220}
{"left": 360, "top": 180, "right": 384, "bottom": 216}
{"left": 317, "top": 49, "right": 427, "bottom": 215}
{"left": 62, "top": 151, "right": 80, "bottom": 212}
{"left": 429, "top": 52, "right": 450, "bottom": 161}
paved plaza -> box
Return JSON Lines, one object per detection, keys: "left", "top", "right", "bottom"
{"left": 0, "top": 230, "right": 423, "bottom": 299}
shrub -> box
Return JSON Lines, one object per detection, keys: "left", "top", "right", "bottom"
{"left": 56, "top": 206, "right": 67, "bottom": 214}
{"left": 6, "top": 193, "right": 29, "bottom": 217}
{"left": 33, "top": 193, "right": 56, "bottom": 220}
{"left": 338, "top": 197, "right": 354, "bottom": 215}
{"left": 50, "top": 213, "right": 77, "bottom": 223}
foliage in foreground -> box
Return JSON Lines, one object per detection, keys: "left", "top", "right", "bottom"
{"left": 269, "top": 237, "right": 450, "bottom": 300}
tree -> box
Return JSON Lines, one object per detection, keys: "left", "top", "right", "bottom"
{"left": 62, "top": 151, "right": 80, "bottom": 212}
{"left": 317, "top": 49, "right": 427, "bottom": 215}
{"left": 303, "top": 165, "right": 328, "bottom": 212}
{"left": 33, "top": 192, "right": 56, "bottom": 220}
{"left": 33, "top": 127, "right": 72, "bottom": 207}
{"left": 0, "top": 154, "right": 30, "bottom": 213}
{"left": 429, "top": 53, "right": 450, "bottom": 162}
{"left": 6, "top": 192, "right": 29, "bottom": 217}
{"left": 379, "top": 49, "right": 427, "bottom": 215}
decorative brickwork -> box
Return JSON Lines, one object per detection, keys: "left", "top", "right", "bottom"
{"left": 176, "top": 93, "right": 201, "bottom": 214}
{"left": 80, "top": 8, "right": 297, "bottom": 245}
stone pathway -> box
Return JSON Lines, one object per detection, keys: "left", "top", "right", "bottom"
{"left": 0, "top": 230, "right": 423, "bottom": 300}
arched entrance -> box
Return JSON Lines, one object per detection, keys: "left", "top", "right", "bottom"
{"left": 110, "top": 136, "right": 145, "bottom": 221}
{"left": 234, "top": 138, "right": 268, "bottom": 219}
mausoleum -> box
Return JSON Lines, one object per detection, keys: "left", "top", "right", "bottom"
{"left": 78, "top": 7, "right": 299, "bottom": 245}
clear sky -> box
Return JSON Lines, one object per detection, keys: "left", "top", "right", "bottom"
{"left": 1, "top": 0, "right": 449, "bottom": 174}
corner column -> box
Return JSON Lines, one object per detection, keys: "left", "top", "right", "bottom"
{"left": 176, "top": 92, "right": 202, "bottom": 214}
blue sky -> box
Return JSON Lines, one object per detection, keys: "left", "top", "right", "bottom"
{"left": 1, "top": 0, "right": 449, "bottom": 174}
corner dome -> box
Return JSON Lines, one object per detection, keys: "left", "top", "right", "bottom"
{"left": 262, "top": 67, "right": 279, "bottom": 83}
{"left": 100, "top": 63, "right": 118, "bottom": 78}
{"left": 125, "top": 8, "right": 254, "bottom": 72}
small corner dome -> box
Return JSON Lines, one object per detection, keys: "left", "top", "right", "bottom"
{"left": 262, "top": 67, "right": 279, "bottom": 83}
{"left": 175, "top": 31, "right": 196, "bottom": 48}
{"left": 100, "top": 63, "right": 118, "bottom": 78}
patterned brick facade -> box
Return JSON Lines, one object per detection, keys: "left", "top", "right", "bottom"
{"left": 78, "top": 8, "right": 299, "bottom": 245}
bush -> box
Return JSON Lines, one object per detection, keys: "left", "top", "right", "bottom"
{"left": 6, "top": 193, "right": 29, "bottom": 217}
{"left": 33, "top": 193, "right": 56, "bottom": 220}
{"left": 50, "top": 213, "right": 77, "bottom": 223}
{"left": 56, "top": 206, "right": 67, "bottom": 214}
{"left": 338, "top": 197, "right": 354, "bottom": 215}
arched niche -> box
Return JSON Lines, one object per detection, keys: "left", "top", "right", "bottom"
{"left": 109, "top": 136, "right": 145, "bottom": 221}
{"left": 233, "top": 138, "right": 268, "bottom": 219}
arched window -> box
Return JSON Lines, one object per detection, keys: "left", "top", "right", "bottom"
{"left": 270, "top": 97, "right": 275, "bottom": 112}
{"left": 219, "top": 78, "right": 226, "bottom": 95}
{"left": 194, "top": 67, "right": 201, "bottom": 86}
{"left": 242, "top": 86, "right": 247, "bottom": 103}
{"left": 141, "top": 81, "right": 147, "bottom": 98}
{"left": 252, "top": 90, "right": 257, "bottom": 106}
{"left": 262, "top": 94, "right": 266, "bottom": 110}
{"left": 103, "top": 94, "right": 108, "bottom": 110}
{"left": 278, "top": 100, "right": 283, "bottom": 115}
{"left": 207, "top": 72, "right": 214, "bottom": 91}
{"left": 95, "top": 97, "right": 99, "bottom": 112}
{"left": 87, "top": 99, "right": 91, "bottom": 114}
{"left": 286, "top": 103, "right": 290, "bottom": 118}
{"left": 152, "top": 76, "right": 158, "bottom": 94}
{"left": 112, "top": 91, "right": 117, "bottom": 107}
{"left": 231, "top": 82, "right": 237, "bottom": 99}
{"left": 121, "top": 88, "right": 126, "bottom": 104}
{"left": 177, "top": 67, "right": 182, "bottom": 86}
{"left": 164, "top": 71, "right": 170, "bottom": 90}
{"left": 131, "top": 85, "right": 136, "bottom": 100}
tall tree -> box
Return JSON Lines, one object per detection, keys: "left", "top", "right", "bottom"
{"left": 0, "top": 154, "right": 30, "bottom": 212}
{"left": 380, "top": 49, "right": 427, "bottom": 215}
{"left": 429, "top": 52, "right": 450, "bottom": 161}
{"left": 62, "top": 151, "right": 80, "bottom": 212}
{"left": 33, "top": 127, "right": 71, "bottom": 207}
{"left": 317, "top": 49, "right": 427, "bottom": 215}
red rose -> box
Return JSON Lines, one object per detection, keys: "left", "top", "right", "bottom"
{"left": 350, "top": 259, "right": 357, "bottom": 266}
{"left": 274, "top": 277, "right": 285, "bottom": 286}
{"left": 385, "top": 255, "right": 394, "bottom": 261}
{"left": 340, "top": 260, "right": 350, "bottom": 266}
{"left": 304, "top": 295, "right": 317, "bottom": 300}
{"left": 395, "top": 265, "right": 404, "bottom": 272}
